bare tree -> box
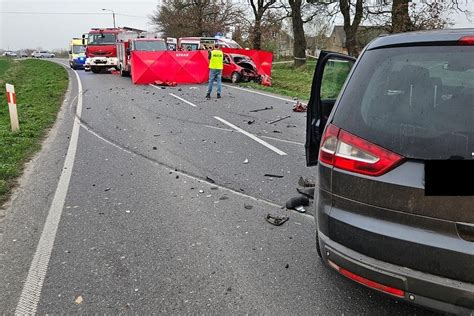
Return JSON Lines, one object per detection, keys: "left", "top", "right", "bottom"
{"left": 288, "top": 0, "right": 306, "bottom": 66}
{"left": 339, "top": 0, "right": 364, "bottom": 57}
{"left": 370, "top": 0, "right": 469, "bottom": 33}
{"left": 405, "top": 1, "right": 467, "bottom": 31}
{"left": 309, "top": 0, "right": 469, "bottom": 57}
{"left": 307, "top": 0, "right": 364, "bottom": 57}
{"left": 249, "top": 0, "right": 279, "bottom": 49}
{"left": 150, "top": 0, "right": 243, "bottom": 38}
{"left": 391, "top": 0, "right": 413, "bottom": 33}
{"left": 279, "top": 0, "right": 331, "bottom": 66}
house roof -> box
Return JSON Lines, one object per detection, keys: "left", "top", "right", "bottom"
{"left": 331, "top": 26, "right": 346, "bottom": 43}
{"left": 330, "top": 25, "right": 387, "bottom": 41}
{"left": 330, "top": 25, "right": 388, "bottom": 47}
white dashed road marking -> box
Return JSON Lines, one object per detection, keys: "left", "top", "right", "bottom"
{"left": 168, "top": 93, "right": 198, "bottom": 107}
{"left": 260, "top": 135, "right": 304, "bottom": 146}
{"left": 214, "top": 116, "right": 287, "bottom": 156}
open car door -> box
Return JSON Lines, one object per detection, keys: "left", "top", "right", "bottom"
{"left": 305, "top": 51, "right": 356, "bottom": 166}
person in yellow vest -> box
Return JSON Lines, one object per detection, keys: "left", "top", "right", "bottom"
{"left": 206, "top": 44, "right": 224, "bottom": 99}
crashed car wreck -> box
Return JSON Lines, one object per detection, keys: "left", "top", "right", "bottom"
{"left": 223, "top": 54, "right": 262, "bottom": 83}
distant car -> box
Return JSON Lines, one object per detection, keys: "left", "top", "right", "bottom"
{"left": 3, "top": 51, "right": 18, "bottom": 57}
{"left": 32, "top": 51, "right": 55, "bottom": 58}
{"left": 19, "top": 51, "right": 28, "bottom": 58}
{"left": 222, "top": 53, "right": 261, "bottom": 83}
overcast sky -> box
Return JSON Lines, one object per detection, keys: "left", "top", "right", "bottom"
{"left": 0, "top": 0, "right": 472, "bottom": 51}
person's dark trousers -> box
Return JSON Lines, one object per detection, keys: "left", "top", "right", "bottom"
{"left": 207, "top": 69, "right": 222, "bottom": 96}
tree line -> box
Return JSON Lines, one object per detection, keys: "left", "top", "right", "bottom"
{"left": 150, "top": 0, "right": 469, "bottom": 65}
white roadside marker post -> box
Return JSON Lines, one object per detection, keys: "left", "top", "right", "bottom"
{"left": 5, "top": 83, "right": 19, "bottom": 132}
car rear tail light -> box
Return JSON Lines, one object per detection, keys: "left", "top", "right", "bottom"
{"left": 459, "top": 36, "right": 474, "bottom": 45}
{"left": 328, "top": 260, "right": 405, "bottom": 298}
{"left": 319, "top": 124, "right": 404, "bottom": 176}
{"left": 319, "top": 124, "right": 340, "bottom": 165}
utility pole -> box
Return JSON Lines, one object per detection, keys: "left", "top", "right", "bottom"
{"left": 102, "top": 8, "right": 116, "bottom": 28}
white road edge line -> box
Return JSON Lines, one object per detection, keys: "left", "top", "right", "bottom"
{"left": 222, "top": 84, "right": 293, "bottom": 102}
{"left": 15, "top": 68, "right": 83, "bottom": 315}
{"left": 169, "top": 93, "right": 197, "bottom": 107}
{"left": 214, "top": 116, "right": 287, "bottom": 156}
{"left": 260, "top": 135, "right": 304, "bottom": 146}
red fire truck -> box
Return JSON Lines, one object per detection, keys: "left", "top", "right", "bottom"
{"left": 83, "top": 27, "right": 143, "bottom": 73}
{"left": 117, "top": 37, "right": 167, "bottom": 78}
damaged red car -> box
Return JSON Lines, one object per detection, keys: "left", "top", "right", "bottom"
{"left": 222, "top": 53, "right": 261, "bottom": 83}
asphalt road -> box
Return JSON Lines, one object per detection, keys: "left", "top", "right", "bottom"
{"left": 0, "top": 60, "right": 432, "bottom": 314}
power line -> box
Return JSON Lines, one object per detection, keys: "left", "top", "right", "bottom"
{"left": 0, "top": 11, "right": 147, "bottom": 18}
{"left": 116, "top": 13, "right": 148, "bottom": 18}
{"left": 0, "top": 11, "right": 106, "bottom": 15}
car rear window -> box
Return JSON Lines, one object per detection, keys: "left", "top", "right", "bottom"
{"left": 333, "top": 45, "right": 474, "bottom": 160}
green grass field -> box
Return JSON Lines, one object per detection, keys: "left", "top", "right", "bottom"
{"left": 240, "top": 60, "right": 351, "bottom": 102}
{"left": 0, "top": 58, "right": 68, "bottom": 204}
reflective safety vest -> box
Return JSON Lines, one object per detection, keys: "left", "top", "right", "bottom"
{"left": 209, "top": 49, "right": 223, "bottom": 70}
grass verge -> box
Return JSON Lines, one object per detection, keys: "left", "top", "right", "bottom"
{"left": 239, "top": 60, "right": 351, "bottom": 102}
{"left": 240, "top": 62, "right": 316, "bottom": 101}
{"left": 0, "top": 58, "right": 68, "bottom": 205}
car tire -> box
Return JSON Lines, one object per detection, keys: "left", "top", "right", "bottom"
{"left": 120, "top": 66, "right": 129, "bottom": 77}
{"left": 91, "top": 66, "right": 101, "bottom": 74}
{"left": 231, "top": 72, "right": 241, "bottom": 83}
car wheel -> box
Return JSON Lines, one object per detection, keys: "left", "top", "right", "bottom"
{"left": 231, "top": 72, "right": 241, "bottom": 83}
{"left": 120, "top": 65, "right": 128, "bottom": 77}
{"left": 91, "top": 66, "right": 101, "bottom": 74}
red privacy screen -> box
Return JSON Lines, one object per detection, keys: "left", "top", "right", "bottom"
{"left": 130, "top": 49, "right": 273, "bottom": 85}
{"left": 130, "top": 50, "right": 209, "bottom": 84}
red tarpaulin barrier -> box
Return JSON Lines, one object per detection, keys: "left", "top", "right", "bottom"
{"left": 221, "top": 48, "right": 273, "bottom": 77}
{"left": 131, "top": 50, "right": 209, "bottom": 85}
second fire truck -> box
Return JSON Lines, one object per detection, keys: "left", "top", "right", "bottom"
{"left": 83, "top": 27, "right": 142, "bottom": 73}
{"left": 116, "top": 37, "right": 167, "bottom": 78}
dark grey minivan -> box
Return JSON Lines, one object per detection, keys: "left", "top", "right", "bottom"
{"left": 306, "top": 29, "right": 474, "bottom": 314}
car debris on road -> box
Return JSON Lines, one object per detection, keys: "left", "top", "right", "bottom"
{"left": 267, "top": 115, "right": 291, "bottom": 125}
{"left": 286, "top": 196, "right": 310, "bottom": 212}
{"left": 292, "top": 101, "right": 307, "bottom": 112}
{"left": 265, "top": 213, "right": 289, "bottom": 226}
{"left": 298, "top": 176, "right": 315, "bottom": 187}
{"left": 249, "top": 106, "right": 273, "bottom": 112}
{"left": 264, "top": 174, "right": 284, "bottom": 178}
